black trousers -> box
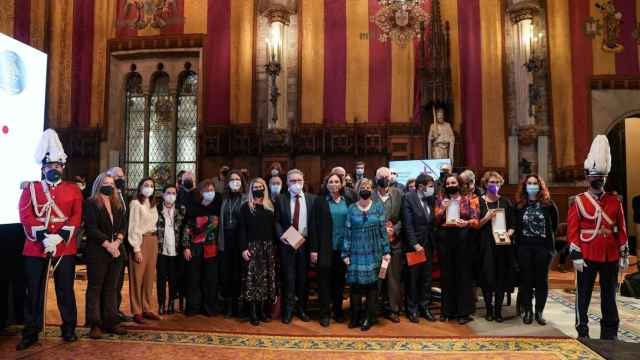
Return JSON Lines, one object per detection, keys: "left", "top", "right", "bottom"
{"left": 0, "top": 252, "right": 25, "bottom": 329}
{"left": 517, "top": 246, "right": 551, "bottom": 313}
{"left": 350, "top": 282, "right": 378, "bottom": 321}
{"left": 279, "top": 242, "right": 307, "bottom": 311}
{"left": 85, "top": 252, "right": 124, "bottom": 329}
{"left": 438, "top": 228, "right": 474, "bottom": 318}
{"left": 156, "top": 254, "right": 178, "bottom": 308}
{"left": 23, "top": 256, "right": 77, "bottom": 340}
{"left": 576, "top": 260, "right": 620, "bottom": 339}
{"left": 317, "top": 250, "right": 347, "bottom": 318}
{"left": 220, "top": 228, "right": 242, "bottom": 300}
{"left": 406, "top": 241, "right": 433, "bottom": 315}
{"left": 116, "top": 246, "right": 129, "bottom": 312}
{"left": 185, "top": 245, "right": 218, "bottom": 316}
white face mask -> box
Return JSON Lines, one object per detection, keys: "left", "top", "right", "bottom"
{"left": 355, "top": 168, "right": 364, "bottom": 176}
{"left": 270, "top": 184, "right": 282, "bottom": 194}
{"left": 202, "top": 191, "right": 215, "bottom": 202}
{"left": 163, "top": 194, "right": 176, "bottom": 204}
{"left": 141, "top": 186, "right": 154, "bottom": 198}
{"left": 288, "top": 182, "right": 303, "bottom": 195}
{"left": 424, "top": 186, "right": 435, "bottom": 197}
{"left": 229, "top": 180, "right": 242, "bottom": 191}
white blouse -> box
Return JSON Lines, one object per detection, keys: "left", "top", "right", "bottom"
{"left": 128, "top": 199, "right": 159, "bottom": 252}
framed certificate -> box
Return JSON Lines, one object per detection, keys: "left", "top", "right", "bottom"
{"left": 491, "top": 208, "right": 511, "bottom": 245}
{"left": 446, "top": 199, "right": 460, "bottom": 225}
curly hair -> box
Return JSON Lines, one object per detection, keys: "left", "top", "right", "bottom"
{"left": 515, "top": 174, "right": 552, "bottom": 208}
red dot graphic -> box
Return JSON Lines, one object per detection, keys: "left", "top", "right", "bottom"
{"left": 2, "top": 126, "right": 8, "bottom": 134}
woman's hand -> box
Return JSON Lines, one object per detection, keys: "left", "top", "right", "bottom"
{"left": 456, "top": 219, "right": 469, "bottom": 228}
{"left": 382, "top": 254, "right": 391, "bottom": 263}
{"left": 442, "top": 199, "right": 450, "bottom": 208}
{"left": 183, "top": 248, "right": 192, "bottom": 261}
{"left": 242, "top": 250, "right": 252, "bottom": 262}
{"left": 134, "top": 251, "right": 143, "bottom": 264}
{"left": 343, "top": 257, "right": 350, "bottom": 266}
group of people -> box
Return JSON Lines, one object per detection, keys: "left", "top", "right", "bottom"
{"left": 14, "top": 130, "right": 630, "bottom": 351}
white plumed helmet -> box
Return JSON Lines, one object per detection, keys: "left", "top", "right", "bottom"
{"left": 33, "top": 128, "right": 67, "bottom": 166}
{"left": 583, "top": 135, "right": 611, "bottom": 176}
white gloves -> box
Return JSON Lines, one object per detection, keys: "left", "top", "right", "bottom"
{"left": 573, "top": 259, "right": 587, "bottom": 272}
{"left": 43, "top": 234, "right": 63, "bottom": 256}
{"left": 619, "top": 257, "right": 629, "bottom": 272}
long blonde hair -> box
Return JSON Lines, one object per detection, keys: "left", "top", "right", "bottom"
{"left": 90, "top": 172, "right": 122, "bottom": 210}
{"left": 247, "top": 177, "right": 274, "bottom": 212}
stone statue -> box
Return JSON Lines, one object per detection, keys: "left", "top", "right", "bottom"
{"left": 427, "top": 108, "right": 455, "bottom": 161}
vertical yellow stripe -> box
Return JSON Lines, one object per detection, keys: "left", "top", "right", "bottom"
{"left": 345, "top": 0, "right": 369, "bottom": 124}
{"left": 300, "top": 0, "right": 324, "bottom": 124}
{"left": 590, "top": 0, "right": 615, "bottom": 74}
{"left": 48, "top": 1, "right": 74, "bottom": 128}
{"left": 91, "top": 0, "right": 117, "bottom": 128}
{"left": 637, "top": 0, "right": 640, "bottom": 72}
{"left": 184, "top": 0, "right": 207, "bottom": 33}
{"left": 548, "top": 0, "right": 575, "bottom": 168}
{"left": 480, "top": 0, "right": 505, "bottom": 168}
{"left": 0, "top": 1, "right": 15, "bottom": 37}
{"left": 30, "top": 0, "right": 47, "bottom": 51}
{"left": 390, "top": 43, "right": 414, "bottom": 123}
{"left": 230, "top": 0, "right": 254, "bottom": 124}
{"left": 441, "top": 0, "right": 461, "bottom": 132}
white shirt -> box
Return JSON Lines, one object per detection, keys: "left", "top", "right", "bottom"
{"left": 162, "top": 206, "right": 177, "bottom": 256}
{"left": 128, "top": 199, "right": 159, "bottom": 252}
{"left": 290, "top": 192, "right": 308, "bottom": 237}
{"left": 377, "top": 190, "right": 390, "bottom": 203}
{"left": 418, "top": 192, "right": 431, "bottom": 217}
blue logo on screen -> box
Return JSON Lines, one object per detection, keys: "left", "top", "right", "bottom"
{"left": 0, "top": 50, "right": 26, "bottom": 95}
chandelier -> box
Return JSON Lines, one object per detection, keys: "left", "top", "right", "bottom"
{"left": 372, "top": 0, "right": 428, "bottom": 47}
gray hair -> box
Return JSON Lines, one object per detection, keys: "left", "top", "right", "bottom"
{"left": 287, "top": 169, "right": 304, "bottom": 181}
{"left": 90, "top": 172, "right": 111, "bottom": 199}
{"left": 375, "top": 167, "right": 391, "bottom": 179}
{"left": 106, "top": 166, "right": 124, "bottom": 177}
{"left": 460, "top": 169, "right": 476, "bottom": 182}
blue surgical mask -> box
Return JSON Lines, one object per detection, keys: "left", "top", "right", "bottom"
{"left": 526, "top": 184, "right": 540, "bottom": 197}
{"left": 202, "top": 191, "right": 215, "bottom": 202}
{"left": 288, "top": 182, "right": 303, "bottom": 195}
{"left": 270, "top": 184, "right": 282, "bottom": 194}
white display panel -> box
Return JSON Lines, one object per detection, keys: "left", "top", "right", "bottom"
{"left": 0, "top": 33, "right": 47, "bottom": 224}
{"left": 389, "top": 159, "right": 452, "bottom": 186}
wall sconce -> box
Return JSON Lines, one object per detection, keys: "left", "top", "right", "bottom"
{"left": 262, "top": 5, "right": 291, "bottom": 126}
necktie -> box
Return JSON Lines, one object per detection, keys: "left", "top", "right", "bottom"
{"left": 292, "top": 194, "right": 301, "bottom": 230}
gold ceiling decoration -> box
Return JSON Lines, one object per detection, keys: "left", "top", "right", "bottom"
{"left": 371, "top": 0, "right": 429, "bottom": 47}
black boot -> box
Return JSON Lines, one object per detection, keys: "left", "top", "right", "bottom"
{"left": 523, "top": 310, "right": 533, "bottom": 324}
{"left": 494, "top": 303, "right": 504, "bottom": 323}
{"left": 249, "top": 302, "right": 260, "bottom": 326}
{"left": 535, "top": 310, "right": 546, "bottom": 325}
{"left": 16, "top": 337, "right": 37, "bottom": 351}
{"left": 483, "top": 290, "right": 494, "bottom": 321}
{"left": 360, "top": 316, "right": 373, "bottom": 331}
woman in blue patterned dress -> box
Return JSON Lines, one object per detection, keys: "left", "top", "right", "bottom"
{"left": 342, "top": 178, "right": 391, "bottom": 331}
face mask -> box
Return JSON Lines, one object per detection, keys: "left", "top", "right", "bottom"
{"left": 327, "top": 183, "right": 341, "bottom": 193}
{"left": 115, "top": 178, "right": 126, "bottom": 190}
{"left": 359, "top": 190, "right": 372, "bottom": 200}
{"left": 289, "top": 182, "right": 303, "bottom": 195}
{"left": 164, "top": 194, "right": 176, "bottom": 204}
{"left": 271, "top": 169, "right": 279, "bottom": 177}
{"left": 355, "top": 168, "right": 364, "bottom": 176}
{"left": 229, "top": 180, "right": 242, "bottom": 191}
{"left": 270, "top": 184, "right": 281, "bottom": 194}
{"left": 445, "top": 186, "right": 459, "bottom": 195}
{"left": 100, "top": 186, "right": 113, "bottom": 196}
{"left": 252, "top": 189, "right": 265, "bottom": 199}
{"left": 345, "top": 179, "right": 353, "bottom": 188}
{"left": 526, "top": 184, "right": 539, "bottom": 197}
{"left": 202, "top": 191, "right": 215, "bottom": 202}
{"left": 590, "top": 179, "right": 605, "bottom": 192}
{"left": 183, "top": 179, "right": 194, "bottom": 190}
{"left": 141, "top": 186, "right": 154, "bottom": 198}
{"left": 376, "top": 177, "right": 389, "bottom": 189}
{"left": 424, "top": 186, "right": 435, "bottom": 197}
{"left": 221, "top": 169, "right": 230, "bottom": 177}
{"left": 45, "top": 169, "right": 61, "bottom": 184}
{"left": 487, "top": 184, "right": 500, "bottom": 194}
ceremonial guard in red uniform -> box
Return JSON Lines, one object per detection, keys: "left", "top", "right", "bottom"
{"left": 568, "top": 135, "right": 629, "bottom": 340}
{"left": 16, "top": 129, "right": 83, "bottom": 350}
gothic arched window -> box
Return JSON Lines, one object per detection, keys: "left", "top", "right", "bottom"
{"left": 124, "top": 62, "right": 198, "bottom": 190}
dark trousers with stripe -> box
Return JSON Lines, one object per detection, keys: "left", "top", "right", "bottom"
{"left": 575, "top": 260, "right": 619, "bottom": 340}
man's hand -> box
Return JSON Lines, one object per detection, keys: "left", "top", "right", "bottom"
{"left": 242, "top": 250, "right": 252, "bottom": 262}
{"left": 310, "top": 252, "right": 318, "bottom": 264}
{"left": 414, "top": 244, "right": 424, "bottom": 253}
{"left": 183, "top": 248, "right": 192, "bottom": 261}
{"left": 573, "top": 259, "right": 587, "bottom": 272}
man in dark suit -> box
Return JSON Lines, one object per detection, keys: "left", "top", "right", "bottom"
{"left": 403, "top": 174, "right": 437, "bottom": 323}
{"left": 275, "top": 169, "right": 319, "bottom": 324}
{"left": 372, "top": 167, "right": 404, "bottom": 323}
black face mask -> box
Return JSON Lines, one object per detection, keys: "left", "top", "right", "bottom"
{"left": 359, "top": 190, "right": 372, "bottom": 200}
{"left": 45, "top": 169, "right": 61, "bottom": 183}
{"left": 221, "top": 169, "right": 230, "bottom": 177}
{"left": 252, "top": 189, "right": 265, "bottom": 199}
{"left": 115, "top": 178, "right": 126, "bottom": 190}
{"left": 183, "top": 179, "right": 194, "bottom": 190}
{"left": 445, "top": 186, "right": 459, "bottom": 195}
{"left": 376, "top": 178, "right": 389, "bottom": 189}
{"left": 100, "top": 186, "right": 114, "bottom": 196}
{"left": 590, "top": 179, "right": 605, "bottom": 191}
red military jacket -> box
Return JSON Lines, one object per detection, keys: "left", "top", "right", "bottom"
{"left": 567, "top": 192, "right": 628, "bottom": 262}
{"left": 18, "top": 180, "right": 83, "bottom": 257}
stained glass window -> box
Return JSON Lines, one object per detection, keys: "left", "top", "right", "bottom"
{"left": 124, "top": 62, "right": 198, "bottom": 191}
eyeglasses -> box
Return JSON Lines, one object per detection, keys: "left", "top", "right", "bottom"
{"left": 289, "top": 179, "right": 304, "bottom": 184}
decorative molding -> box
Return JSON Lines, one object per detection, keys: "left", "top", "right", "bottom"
{"left": 506, "top": 0, "right": 541, "bottom": 24}
{"left": 107, "top": 34, "right": 205, "bottom": 53}
{"left": 591, "top": 75, "right": 640, "bottom": 90}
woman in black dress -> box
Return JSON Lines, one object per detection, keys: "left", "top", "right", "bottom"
{"left": 238, "top": 178, "right": 277, "bottom": 326}
{"left": 476, "top": 171, "right": 516, "bottom": 322}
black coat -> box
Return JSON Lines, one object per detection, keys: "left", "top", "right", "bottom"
{"left": 402, "top": 191, "right": 436, "bottom": 252}
{"left": 84, "top": 199, "right": 127, "bottom": 260}
{"left": 274, "top": 192, "right": 321, "bottom": 254}
{"left": 237, "top": 202, "right": 277, "bottom": 252}
{"left": 315, "top": 194, "right": 354, "bottom": 268}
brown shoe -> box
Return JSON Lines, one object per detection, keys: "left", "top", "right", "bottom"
{"left": 133, "top": 314, "right": 145, "bottom": 324}
{"left": 89, "top": 326, "right": 102, "bottom": 339}
{"left": 142, "top": 312, "right": 160, "bottom": 320}
{"left": 105, "top": 325, "right": 128, "bottom": 335}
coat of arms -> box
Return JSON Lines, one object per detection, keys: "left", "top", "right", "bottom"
{"left": 583, "top": 1, "right": 624, "bottom": 53}
{"left": 117, "top": 0, "right": 183, "bottom": 31}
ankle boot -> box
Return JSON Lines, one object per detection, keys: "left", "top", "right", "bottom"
{"left": 494, "top": 303, "right": 504, "bottom": 323}
{"left": 249, "top": 302, "right": 260, "bottom": 326}
{"left": 535, "top": 310, "right": 546, "bottom": 325}
{"left": 484, "top": 301, "right": 494, "bottom": 321}
{"left": 523, "top": 310, "right": 533, "bottom": 324}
